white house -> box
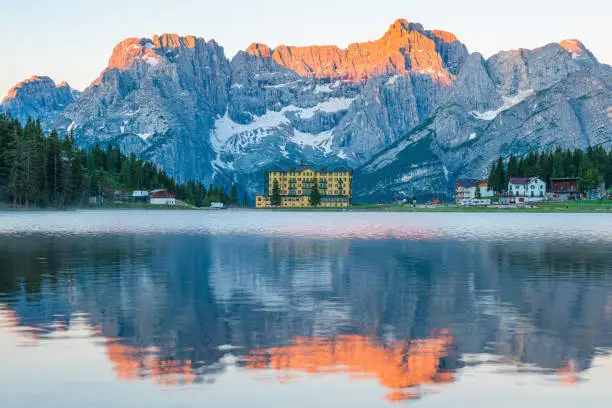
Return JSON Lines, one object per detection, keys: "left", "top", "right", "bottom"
{"left": 455, "top": 179, "right": 494, "bottom": 205}
{"left": 132, "top": 190, "right": 150, "bottom": 203}
{"left": 150, "top": 189, "right": 176, "bottom": 206}
{"left": 507, "top": 177, "right": 547, "bottom": 202}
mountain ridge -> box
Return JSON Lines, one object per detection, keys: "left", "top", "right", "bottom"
{"left": 1, "top": 19, "right": 610, "bottom": 202}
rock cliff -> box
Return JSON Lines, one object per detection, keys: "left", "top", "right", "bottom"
{"left": 1, "top": 76, "right": 78, "bottom": 125}
{"left": 1, "top": 20, "right": 610, "bottom": 201}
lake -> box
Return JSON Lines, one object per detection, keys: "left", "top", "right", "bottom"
{"left": 1, "top": 210, "right": 611, "bottom": 407}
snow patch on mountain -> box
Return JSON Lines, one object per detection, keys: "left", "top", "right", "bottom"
{"left": 137, "top": 132, "right": 154, "bottom": 140}
{"left": 67, "top": 121, "right": 76, "bottom": 133}
{"left": 386, "top": 75, "right": 400, "bottom": 86}
{"left": 297, "top": 97, "right": 355, "bottom": 119}
{"left": 313, "top": 84, "right": 333, "bottom": 94}
{"left": 290, "top": 130, "right": 334, "bottom": 154}
{"left": 470, "top": 89, "right": 534, "bottom": 120}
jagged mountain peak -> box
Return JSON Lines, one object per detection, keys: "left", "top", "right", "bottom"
{"left": 3, "top": 75, "right": 57, "bottom": 102}
{"left": 101, "top": 34, "right": 229, "bottom": 76}
{"left": 234, "top": 19, "right": 467, "bottom": 82}
{"left": 105, "top": 34, "right": 213, "bottom": 72}
{"left": 385, "top": 18, "right": 425, "bottom": 36}
{"left": 245, "top": 43, "right": 273, "bottom": 58}
{"left": 559, "top": 39, "right": 598, "bottom": 63}
{"left": 428, "top": 30, "right": 460, "bottom": 44}
{"left": 2, "top": 21, "right": 610, "bottom": 203}
{"left": 1, "top": 75, "right": 77, "bottom": 124}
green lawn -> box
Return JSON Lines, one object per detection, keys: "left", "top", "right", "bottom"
{"left": 349, "top": 200, "right": 612, "bottom": 213}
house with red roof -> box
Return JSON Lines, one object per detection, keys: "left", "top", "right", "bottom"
{"left": 454, "top": 179, "right": 494, "bottom": 206}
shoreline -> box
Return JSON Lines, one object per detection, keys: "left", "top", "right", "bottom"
{"left": 1, "top": 201, "right": 611, "bottom": 214}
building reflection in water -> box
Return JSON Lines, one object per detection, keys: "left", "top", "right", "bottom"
{"left": 1, "top": 232, "right": 612, "bottom": 403}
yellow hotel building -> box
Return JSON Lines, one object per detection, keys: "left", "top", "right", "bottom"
{"left": 256, "top": 166, "right": 353, "bottom": 208}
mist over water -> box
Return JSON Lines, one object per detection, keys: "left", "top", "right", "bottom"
{"left": 1, "top": 211, "right": 611, "bottom": 407}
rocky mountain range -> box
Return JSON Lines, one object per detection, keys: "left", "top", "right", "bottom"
{"left": 2, "top": 19, "right": 611, "bottom": 201}
{"left": 1, "top": 76, "right": 79, "bottom": 126}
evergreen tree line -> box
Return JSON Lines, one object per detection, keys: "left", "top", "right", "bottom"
{"left": 487, "top": 146, "right": 612, "bottom": 194}
{"left": 0, "top": 115, "right": 246, "bottom": 208}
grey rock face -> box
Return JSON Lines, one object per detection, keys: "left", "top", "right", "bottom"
{"left": 2, "top": 21, "right": 610, "bottom": 203}
{"left": 1, "top": 76, "right": 78, "bottom": 125}
{"left": 451, "top": 53, "right": 503, "bottom": 111}
{"left": 54, "top": 34, "right": 232, "bottom": 183}
{"left": 208, "top": 21, "right": 463, "bottom": 198}
{"left": 354, "top": 59, "right": 612, "bottom": 202}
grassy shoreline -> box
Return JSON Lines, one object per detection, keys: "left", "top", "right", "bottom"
{"left": 258, "top": 200, "right": 612, "bottom": 213}
{"left": 2, "top": 201, "right": 611, "bottom": 213}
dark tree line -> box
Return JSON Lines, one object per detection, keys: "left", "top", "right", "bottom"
{"left": 487, "top": 146, "right": 612, "bottom": 194}
{"left": 0, "top": 115, "right": 245, "bottom": 208}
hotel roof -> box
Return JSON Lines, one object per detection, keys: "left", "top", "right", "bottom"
{"left": 267, "top": 165, "right": 352, "bottom": 173}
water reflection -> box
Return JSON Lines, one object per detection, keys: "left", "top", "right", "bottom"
{"left": 1, "top": 227, "right": 611, "bottom": 404}
{"left": 245, "top": 332, "right": 454, "bottom": 401}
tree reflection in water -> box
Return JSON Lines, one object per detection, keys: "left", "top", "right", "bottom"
{"left": 1, "top": 232, "right": 611, "bottom": 402}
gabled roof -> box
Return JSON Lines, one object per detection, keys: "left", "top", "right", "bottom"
{"left": 267, "top": 164, "right": 352, "bottom": 173}
{"left": 508, "top": 178, "right": 530, "bottom": 185}
{"left": 455, "top": 179, "right": 478, "bottom": 187}
{"left": 551, "top": 178, "right": 578, "bottom": 182}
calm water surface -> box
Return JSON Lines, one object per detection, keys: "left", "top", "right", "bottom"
{"left": 1, "top": 210, "right": 611, "bottom": 407}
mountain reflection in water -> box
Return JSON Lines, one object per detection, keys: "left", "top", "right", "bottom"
{"left": 245, "top": 332, "right": 454, "bottom": 401}
{"left": 1, "top": 225, "right": 611, "bottom": 404}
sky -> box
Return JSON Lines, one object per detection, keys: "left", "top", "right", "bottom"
{"left": 1, "top": 0, "right": 610, "bottom": 95}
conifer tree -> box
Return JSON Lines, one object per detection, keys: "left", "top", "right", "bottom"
{"left": 309, "top": 181, "right": 321, "bottom": 207}
{"left": 507, "top": 156, "right": 518, "bottom": 178}
{"left": 271, "top": 180, "right": 282, "bottom": 207}
{"left": 230, "top": 184, "right": 238, "bottom": 205}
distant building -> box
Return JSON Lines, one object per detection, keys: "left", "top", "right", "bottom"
{"left": 150, "top": 189, "right": 176, "bottom": 206}
{"left": 256, "top": 165, "right": 352, "bottom": 208}
{"left": 550, "top": 178, "right": 579, "bottom": 201}
{"left": 113, "top": 191, "right": 127, "bottom": 202}
{"left": 502, "top": 177, "right": 547, "bottom": 204}
{"left": 454, "top": 179, "right": 494, "bottom": 205}
{"left": 132, "top": 190, "right": 150, "bottom": 203}
{"left": 88, "top": 194, "right": 104, "bottom": 205}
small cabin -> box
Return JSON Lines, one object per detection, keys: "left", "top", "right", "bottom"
{"left": 550, "top": 178, "right": 579, "bottom": 201}
{"left": 150, "top": 189, "right": 176, "bottom": 206}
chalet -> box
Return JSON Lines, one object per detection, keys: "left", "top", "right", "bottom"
{"left": 502, "top": 177, "right": 547, "bottom": 204}
{"left": 454, "top": 179, "right": 494, "bottom": 205}
{"left": 550, "top": 178, "right": 579, "bottom": 201}
{"left": 150, "top": 189, "right": 176, "bottom": 206}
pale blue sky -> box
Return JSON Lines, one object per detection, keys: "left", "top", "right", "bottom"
{"left": 1, "top": 0, "right": 610, "bottom": 95}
